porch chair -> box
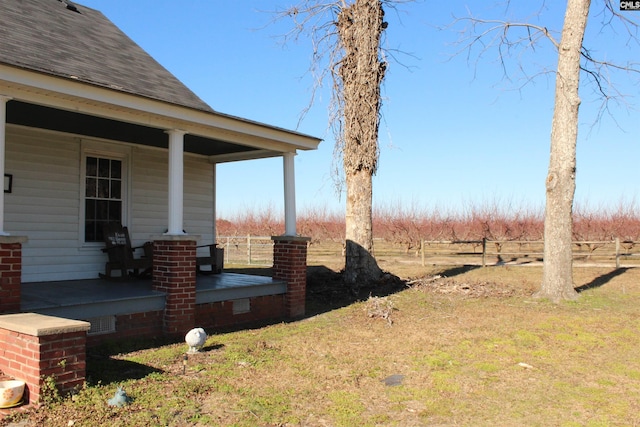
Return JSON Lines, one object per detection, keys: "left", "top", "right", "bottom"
{"left": 99, "top": 222, "right": 153, "bottom": 280}
{"left": 196, "top": 244, "right": 224, "bottom": 275}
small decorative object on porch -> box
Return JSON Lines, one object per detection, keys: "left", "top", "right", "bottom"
{"left": 107, "top": 386, "right": 132, "bottom": 407}
{"left": 185, "top": 327, "right": 207, "bottom": 354}
{"left": 0, "top": 380, "right": 25, "bottom": 408}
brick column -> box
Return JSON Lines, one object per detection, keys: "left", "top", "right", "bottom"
{"left": 0, "top": 313, "right": 90, "bottom": 404}
{"left": 0, "top": 236, "right": 28, "bottom": 314}
{"left": 152, "top": 236, "right": 197, "bottom": 336}
{"left": 271, "top": 235, "right": 310, "bottom": 318}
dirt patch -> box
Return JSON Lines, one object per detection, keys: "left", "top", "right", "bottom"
{"left": 407, "top": 274, "right": 533, "bottom": 298}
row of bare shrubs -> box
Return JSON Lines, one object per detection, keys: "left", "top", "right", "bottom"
{"left": 216, "top": 200, "right": 640, "bottom": 251}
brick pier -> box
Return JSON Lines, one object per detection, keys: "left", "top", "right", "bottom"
{"left": 272, "top": 235, "right": 310, "bottom": 318}
{"left": 152, "top": 236, "right": 197, "bottom": 336}
{"left": 0, "top": 313, "right": 90, "bottom": 404}
{"left": 0, "top": 236, "right": 27, "bottom": 314}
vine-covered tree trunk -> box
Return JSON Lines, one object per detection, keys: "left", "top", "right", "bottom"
{"left": 337, "top": 0, "right": 386, "bottom": 285}
{"left": 537, "top": 0, "right": 591, "bottom": 302}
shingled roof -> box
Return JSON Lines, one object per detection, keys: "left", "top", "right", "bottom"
{"left": 0, "top": 0, "right": 214, "bottom": 113}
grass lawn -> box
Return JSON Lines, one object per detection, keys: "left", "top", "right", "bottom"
{"left": 2, "top": 261, "right": 640, "bottom": 426}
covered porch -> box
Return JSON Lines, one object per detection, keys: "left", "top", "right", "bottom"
{"left": 20, "top": 272, "right": 288, "bottom": 346}
{"left": 21, "top": 272, "right": 286, "bottom": 320}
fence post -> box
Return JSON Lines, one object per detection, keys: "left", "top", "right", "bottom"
{"left": 247, "top": 234, "right": 251, "bottom": 265}
{"left": 482, "top": 238, "right": 486, "bottom": 268}
{"left": 421, "top": 239, "right": 425, "bottom": 266}
{"left": 225, "top": 237, "right": 230, "bottom": 264}
{"left": 615, "top": 237, "right": 620, "bottom": 269}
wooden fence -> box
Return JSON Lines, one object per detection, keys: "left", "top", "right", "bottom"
{"left": 218, "top": 235, "right": 274, "bottom": 265}
{"left": 217, "top": 235, "right": 640, "bottom": 268}
{"left": 420, "top": 238, "right": 640, "bottom": 268}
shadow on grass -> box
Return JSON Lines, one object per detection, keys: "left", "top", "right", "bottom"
{"left": 437, "top": 265, "right": 481, "bottom": 277}
{"left": 304, "top": 265, "right": 408, "bottom": 317}
{"left": 575, "top": 267, "right": 630, "bottom": 293}
{"left": 86, "top": 357, "right": 164, "bottom": 385}
{"left": 86, "top": 338, "right": 225, "bottom": 385}
{"left": 229, "top": 264, "right": 482, "bottom": 318}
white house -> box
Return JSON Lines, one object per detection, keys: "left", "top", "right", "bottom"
{"left": 0, "top": 0, "right": 320, "bottom": 283}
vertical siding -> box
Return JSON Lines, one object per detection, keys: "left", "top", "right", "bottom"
{"left": 6, "top": 127, "right": 215, "bottom": 282}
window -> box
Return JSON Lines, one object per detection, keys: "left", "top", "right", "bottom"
{"left": 84, "top": 156, "right": 123, "bottom": 242}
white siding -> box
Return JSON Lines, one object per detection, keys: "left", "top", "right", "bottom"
{"left": 130, "top": 147, "right": 215, "bottom": 256}
{"left": 5, "top": 127, "right": 215, "bottom": 282}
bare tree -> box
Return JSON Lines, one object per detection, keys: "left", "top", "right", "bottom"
{"left": 278, "top": 0, "right": 401, "bottom": 284}
{"left": 453, "top": 1, "right": 639, "bottom": 302}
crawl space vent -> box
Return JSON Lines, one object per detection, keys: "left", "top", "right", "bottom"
{"left": 87, "top": 315, "right": 116, "bottom": 335}
{"left": 232, "top": 299, "right": 251, "bottom": 315}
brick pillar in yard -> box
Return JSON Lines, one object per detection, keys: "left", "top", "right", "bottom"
{"left": 0, "top": 236, "right": 27, "bottom": 314}
{"left": 152, "top": 237, "right": 197, "bottom": 337}
{"left": 271, "top": 236, "right": 310, "bottom": 318}
{"left": 0, "top": 313, "right": 90, "bottom": 404}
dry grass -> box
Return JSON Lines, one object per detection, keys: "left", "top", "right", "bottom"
{"left": 3, "top": 257, "right": 640, "bottom": 426}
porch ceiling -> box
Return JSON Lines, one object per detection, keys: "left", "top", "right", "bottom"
{"left": 7, "top": 100, "right": 258, "bottom": 157}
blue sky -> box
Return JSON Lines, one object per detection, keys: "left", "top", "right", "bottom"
{"left": 78, "top": 1, "right": 639, "bottom": 218}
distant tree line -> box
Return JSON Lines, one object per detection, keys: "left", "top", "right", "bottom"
{"left": 217, "top": 201, "right": 640, "bottom": 251}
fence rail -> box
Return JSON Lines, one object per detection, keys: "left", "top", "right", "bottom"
{"left": 216, "top": 235, "right": 640, "bottom": 268}
{"left": 420, "top": 238, "right": 640, "bottom": 267}
{"left": 218, "top": 235, "right": 274, "bottom": 266}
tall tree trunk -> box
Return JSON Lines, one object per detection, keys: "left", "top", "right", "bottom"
{"left": 344, "top": 167, "right": 381, "bottom": 284}
{"left": 338, "top": 0, "right": 385, "bottom": 285}
{"left": 537, "top": 0, "right": 591, "bottom": 302}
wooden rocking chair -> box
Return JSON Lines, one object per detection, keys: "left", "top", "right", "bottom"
{"left": 196, "top": 244, "right": 224, "bottom": 275}
{"left": 99, "top": 222, "right": 153, "bottom": 280}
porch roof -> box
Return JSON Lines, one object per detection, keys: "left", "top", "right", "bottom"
{"left": 0, "top": 0, "right": 321, "bottom": 161}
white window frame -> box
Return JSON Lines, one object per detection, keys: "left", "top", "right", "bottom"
{"left": 79, "top": 140, "right": 131, "bottom": 247}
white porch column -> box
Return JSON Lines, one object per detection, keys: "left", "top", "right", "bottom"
{"left": 0, "top": 96, "right": 12, "bottom": 236}
{"left": 212, "top": 162, "right": 217, "bottom": 241}
{"left": 165, "top": 129, "right": 187, "bottom": 235}
{"left": 283, "top": 151, "right": 297, "bottom": 236}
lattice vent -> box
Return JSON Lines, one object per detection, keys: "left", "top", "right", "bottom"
{"left": 87, "top": 315, "right": 116, "bottom": 335}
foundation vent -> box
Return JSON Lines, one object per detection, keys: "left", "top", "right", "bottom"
{"left": 87, "top": 315, "right": 116, "bottom": 335}
{"left": 232, "top": 299, "right": 251, "bottom": 315}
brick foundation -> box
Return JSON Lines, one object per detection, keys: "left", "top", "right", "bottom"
{"left": 152, "top": 237, "right": 197, "bottom": 336}
{"left": 195, "top": 294, "right": 285, "bottom": 329}
{"left": 0, "top": 236, "right": 27, "bottom": 314}
{"left": 272, "top": 236, "right": 310, "bottom": 318}
{"left": 86, "top": 311, "right": 164, "bottom": 347}
{"left": 0, "top": 313, "right": 90, "bottom": 404}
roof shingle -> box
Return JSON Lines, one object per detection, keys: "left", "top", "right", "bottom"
{"left": 0, "top": 0, "right": 214, "bottom": 113}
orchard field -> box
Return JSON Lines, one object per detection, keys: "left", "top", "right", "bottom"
{"left": 217, "top": 202, "right": 640, "bottom": 267}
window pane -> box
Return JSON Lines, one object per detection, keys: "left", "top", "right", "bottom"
{"left": 111, "top": 160, "right": 122, "bottom": 179}
{"left": 85, "top": 221, "right": 97, "bottom": 242}
{"left": 85, "top": 178, "right": 97, "bottom": 198}
{"left": 98, "top": 158, "right": 110, "bottom": 178}
{"left": 109, "top": 201, "right": 122, "bottom": 222}
{"left": 96, "top": 200, "right": 109, "bottom": 220}
{"left": 86, "top": 157, "right": 97, "bottom": 177}
{"left": 85, "top": 199, "right": 96, "bottom": 220}
{"left": 95, "top": 222, "right": 107, "bottom": 242}
{"left": 98, "top": 179, "right": 110, "bottom": 198}
{"left": 111, "top": 180, "right": 121, "bottom": 199}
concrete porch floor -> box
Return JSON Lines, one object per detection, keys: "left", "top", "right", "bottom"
{"left": 20, "top": 273, "right": 287, "bottom": 320}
